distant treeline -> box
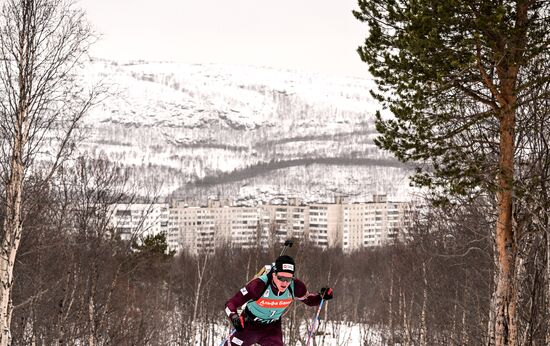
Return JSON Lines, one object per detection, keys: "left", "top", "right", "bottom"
{"left": 255, "top": 128, "right": 376, "bottom": 149}
{"left": 193, "top": 157, "right": 409, "bottom": 186}
{"left": 166, "top": 129, "right": 376, "bottom": 153}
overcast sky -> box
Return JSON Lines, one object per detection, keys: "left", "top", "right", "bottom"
{"left": 77, "top": 0, "right": 370, "bottom": 78}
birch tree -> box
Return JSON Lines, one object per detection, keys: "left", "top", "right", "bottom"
{"left": 0, "top": 0, "right": 95, "bottom": 344}
{"left": 354, "top": 1, "right": 550, "bottom": 344}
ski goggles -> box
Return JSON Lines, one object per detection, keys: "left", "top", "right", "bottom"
{"left": 276, "top": 275, "right": 294, "bottom": 283}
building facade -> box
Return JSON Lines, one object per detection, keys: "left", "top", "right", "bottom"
{"left": 165, "top": 195, "right": 414, "bottom": 255}
{"left": 109, "top": 197, "right": 414, "bottom": 255}
{"left": 168, "top": 199, "right": 262, "bottom": 255}
{"left": 342, "top": 195, "right": 413, "bottom": 252}
{"left": 110, "top": 203, "right": 169, "bottom": 242}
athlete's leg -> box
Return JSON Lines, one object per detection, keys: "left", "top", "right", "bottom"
{"left": 229, "top": 325, "right": 264, "bottom": 346}
{"left": 257, "top": 322, "right": 284, "bottom": 346}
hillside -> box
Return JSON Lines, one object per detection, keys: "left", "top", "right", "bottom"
{"left": 78, "top": 60, "right": 414, "bottom": 203}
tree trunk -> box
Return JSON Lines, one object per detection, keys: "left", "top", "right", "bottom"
{"left": 0, "top": 2, "right": 32, "bottom": 344}
{"left": 87, "top": 266, "right": 97, "bottom": 346}
{"left": 494, "top": 106, "right": 517, "bottom": 346}
{"left": 388, "top": 264, "right": 394, "bottom": 345}
{"left": 0, "top": 92, "right": 28, "bottom": 346}
{"left": 522, "top": 248, "right": 540, "bottom": 346}
{"left": 0, "top": 0, "right": 93, "bottom": 342}
{"left": 462, "top": 305, "right": 468, "bottom": 346}
{"left": 419, "top": 261, "right": 428, "bottom": 346}
{"left": 460, "top": 274, "right": 469, "bottom": 346}
{"left": 57, "top": 265, "right": 77, "bottom": 346}
{"left": 192, "top": 254, "right": 208, "bottom": 342}
{"left": 400, "top": 290, "right": 411, "bottom": 346}
{"left": 488, "top": 248, "right": 497, "bottom": 346}
{"left": 0, "top": 6, "right": 32, "bottom": 346}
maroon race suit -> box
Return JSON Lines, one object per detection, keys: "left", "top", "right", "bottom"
{"left": 224, "top": 276, "right": 322, "bottom": 346}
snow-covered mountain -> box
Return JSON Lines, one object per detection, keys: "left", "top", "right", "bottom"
{"left": 78, "top": 59, "right": 413, "bottom": 203}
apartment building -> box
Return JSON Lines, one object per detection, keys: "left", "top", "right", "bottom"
{"left": 110, "top": 203, "right": 169, "bottom": 241}
{"left": 260, "top": 197, "right": 308, "bottom": 245}
{"left": 118, "top": 196, "right": 414, "bottom": 255}
{"left": 168, "top": 199, "right": 261, "bottom": 255}
{"left": 308, "top": 200, "right": 344, "bottom": 248}
{"left": 343, "top": 195, "right": 413, "bottom": 252}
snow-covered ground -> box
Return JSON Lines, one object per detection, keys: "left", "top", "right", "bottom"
{"left": 307, "top": 321, "right": 382, "bottom": 345}
{"left": 204, "top": 320, "right": 382, "bottom": 346}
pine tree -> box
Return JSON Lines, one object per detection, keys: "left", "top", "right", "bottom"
{"left": 132, "top": 233, "right": 175, "bottom": 259}
{"left": 354, "top": 1, "right": 550, "bottom": 345}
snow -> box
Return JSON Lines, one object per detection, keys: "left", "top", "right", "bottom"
{"left": 83, "top": 60, "right": 377, "bottom": 129}
{"left": 76, "top": 59, "right": 414, "bottom": 202}
{"left": 206, "top": 320, "right": 382, "bottom": 346}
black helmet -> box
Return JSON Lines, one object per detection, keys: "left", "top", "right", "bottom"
{"left": 274, "top": 255, "right": 295, "bottom": 274}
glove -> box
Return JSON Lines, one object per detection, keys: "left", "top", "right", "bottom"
{"left": 230, "top": 314, "right": 245, "bottom": 332}
{"left": 319, "top": 287, "right": 333, "bottom": 300}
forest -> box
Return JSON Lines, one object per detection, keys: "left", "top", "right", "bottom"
{"left": 10, "top": 173, "right": 548, "bottom": 345}
{"left": 1, "top": 0, "right": 550, "bottom": 345}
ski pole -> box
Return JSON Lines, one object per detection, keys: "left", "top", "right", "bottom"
{"left": 305, "top": 298, "right": 325, "bottom": 346}
{"left": 254, "top": 239, "right": 294, "bottom": 278}
{"left": 219, "top": 328, "right": 235, "bottom": 346}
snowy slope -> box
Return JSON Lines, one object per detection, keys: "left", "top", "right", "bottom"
{"left": 77, "top": 59, "right": 413, "bottom": 201}
{"left": 207, "top": 320, "right": 381, "bottom": 345}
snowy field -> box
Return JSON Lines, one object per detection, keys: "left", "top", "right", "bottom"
{"left": 198, "top": 321, "right": 382, "bottom": 346}
{"left": 305, "top": 321, "right": 382, "bottom": 345}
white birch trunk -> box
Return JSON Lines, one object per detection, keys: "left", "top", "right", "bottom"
{"left": 400, "top": 290, "right": 411, "bottom": 346}
{"left": 460, "top": 275, "right": 469, "bottom": 346}
{"left": 192, "top": 254, "right": 208, "bottom": 341}
{"left": 451, "top": 288, "right": 458, "bottom": 344}
{"left": 419, "top": 262, "right": 428, "bottom": 346}
{"left": 0, "top": 0, "right": 94, "bottom": 343}
{"left": 461, "top": 306, "right": 468, "bottom": 346}
{"left": 0, "top": 79, "right": 28, "bottom": 346}
{"left": 0, "top": 187, "right": 22, "bottom": 346}
{"left": 57, "top": 265, "right": 78, "bottom": 346}
{"left": 388, "top": 266, "right": 394, "bottom": 345}
{"left": 87, "top": 269, "right": 97, "bottom": 346}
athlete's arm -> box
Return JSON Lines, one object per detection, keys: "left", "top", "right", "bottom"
{"left": 293, "top": 279, "right": 322, "bottom": 306}
{"left": 225, "top": 278, "right": 267, "bottom": 317}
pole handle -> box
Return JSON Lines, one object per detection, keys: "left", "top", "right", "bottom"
{"left": 279, "top": 239, "right": 294, "bottom": 256}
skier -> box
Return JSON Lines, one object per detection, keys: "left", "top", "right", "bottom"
{"left": 224, "top": 255, "right": 333, "bottom": 346}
